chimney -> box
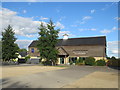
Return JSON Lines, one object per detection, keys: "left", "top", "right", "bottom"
{"left": 63, "top": 34, "right": 68, "bottom": 40}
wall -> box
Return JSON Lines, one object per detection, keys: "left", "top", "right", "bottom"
{"left": 28, "top": 47, "right": 40, "bottom": 57}
{"left": 57, "top": 45, "right": 106, "bottom": 57}
{"left": 28, "top": 45, "right": 106, "bottom": 64}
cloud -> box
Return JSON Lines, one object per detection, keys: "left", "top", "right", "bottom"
{"left": 23, "top": 10, "right": 27, "bottom": 14}
{"left": 100, "top": 29, "right": 111, "bottom": 34}
{"left": 79, "top": 21, "right": 86, "bottom": 24}
{"left": 59, "top": 16, "right": 66, "bottom": 21}
{"left": 114, "top": 17, "right": 120, "bottom": 21}
{"left": 71, "top": 16, "right": 92, "bottom": 27}
{"left": 100, "top": 26, "right": 117, "bottom": 34}
{"left": 107, "top": 41, "right": 120, "bottom": 58}
{"left": 71, "top": 25, "right": 78, "bottom": 27}
{"left": 90, "top": 9, "right": 95, "bottom": 14}
{"left": 101, "top": 2, "right": 118, "bottom": 11}
{"left": 40, "top": 16, "right": 48, "bottom": 20}
{"left": 78, "top": 16, "right": 92, "bottom": 25}
{"left": 79, "top": 28, "right": 96, "bottom": 31}
{"left": 112, "top": 26, "right": 117, "bottom": 30}
{"left": 82, "top": 16, "right": 92, "bottom": 21}
{"left": 1, "top": 8, "right": 47, "bottom": 38}
{"left": 16, "top": 40, "right": 32, "bottom": 49}
{"left": 55, "top": 22, "right": 65, "bottom": 29}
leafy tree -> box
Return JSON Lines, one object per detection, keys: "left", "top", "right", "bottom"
{"left": 2, "top": 25, "right": 19, "bottom": 61}
{"left": 18, "top": 48, "right": 27, "bottom": 52}
{"left": 37, "top": 20, "right": 60, "bottom": 66}
{"left": 111, "top": 56, "right": 116, "bottom": 60}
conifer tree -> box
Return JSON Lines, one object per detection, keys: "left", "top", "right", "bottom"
{"left": 2, "top": 25, "right": 19, "bottom": 61}
{"left": 37, "top": 20, "right": 60, "bottom": 65}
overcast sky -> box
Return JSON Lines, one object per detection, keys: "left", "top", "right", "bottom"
{"left": 0, "top": 2, "right": 119, "bottom": 58}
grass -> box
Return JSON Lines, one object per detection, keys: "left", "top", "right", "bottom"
{"left": 53, "top": 65, "right": 69, "bottom": 67}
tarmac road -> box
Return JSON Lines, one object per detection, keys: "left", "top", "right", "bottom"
{"left": 2, "top": 66, "right": 118, "bottom": 88}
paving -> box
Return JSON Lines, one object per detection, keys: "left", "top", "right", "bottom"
{"left": 1, "top": 65, "right": 119, "bottom": 88}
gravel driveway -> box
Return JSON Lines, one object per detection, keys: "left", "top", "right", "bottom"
{"left": 1, "top": 65, "right": 119, "bottom": 88}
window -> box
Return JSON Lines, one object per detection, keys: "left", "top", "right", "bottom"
{"left": 69, "top": 57, "right": 77, "bottom": 63}
{"left": 73, "top": 50, "right": 88, "bottom": 55}
{"left": 31, "top": 48, "right": 34, "bottom": 53}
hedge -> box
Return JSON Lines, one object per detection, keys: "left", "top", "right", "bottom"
{"left": 75, "top": 57, "right": 84, "bottom": 65}
{"left": 107, "top": 59, "right": 120, "bottom": 67}
{"left": 96, "top": 59, "right": 106, "bottom": 66}
{"left": 85, "top": 57, "right": 95, "bottom": 66}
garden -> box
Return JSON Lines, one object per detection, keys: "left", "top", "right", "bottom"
{"left": 69, "top": 56, "right": 120, "bottom": 67}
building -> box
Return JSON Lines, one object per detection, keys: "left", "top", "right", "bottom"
{"left": 16, "top": 51, "right": 27, "bottom": 63}
{"left": 28, "top": 35, "right": 106, "bottom": 64}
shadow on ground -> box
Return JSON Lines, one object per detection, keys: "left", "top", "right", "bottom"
{"left": 108, "top": 66, "right": 120, "bottom": 70}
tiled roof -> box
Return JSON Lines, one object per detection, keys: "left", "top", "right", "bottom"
{"left": 28, "top": 36, "right": 106, "bottom": 47}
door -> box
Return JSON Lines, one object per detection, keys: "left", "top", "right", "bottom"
{"left": 60, "top": 57, "right": 64, "bottom": 64}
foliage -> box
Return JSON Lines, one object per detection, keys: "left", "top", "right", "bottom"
{"left": 106, "top": 56, "right": 120, "bottom": 67}
{"left": 42, "top": 60, "right": 52, "bottom": 66}
{"left": 85, "top": 57, "right": 95, "bottom": 66}
{"left": 75, "top": 57, "right": 84, "bottom": 65}
{"left": 37, "top": 20, "right": 60, "bottom": 66}
{"left": 2, "top": 25, "right": 19, "bottom": 61}
{"left": 70, "top": 60, "right": 73, "bottom": 65}
{"left": 18, "top": 48, "right": 27, "bottom": 52}
{"left": 25, "top": 55, "right": 30, "bottom": 62}
{"left": 96, "top": 59, "right": 106, "bottom": 66}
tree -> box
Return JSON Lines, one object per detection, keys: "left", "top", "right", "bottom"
{"left": 2, "top": 25, "right": 19, "bottom": 61}
{"left": 111, "top": 56, "right": 116, "bottom": 60}
{"left": 18, "top": 48, "right": 27, "bottom": 52}
{"left": 37, "top": 20, "right": 60, "bottom": 65}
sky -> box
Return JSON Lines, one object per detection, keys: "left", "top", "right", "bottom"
{"left": 0, "top": 2, "right": 119, "bottom": 58}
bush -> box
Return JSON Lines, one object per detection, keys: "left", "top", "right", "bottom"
{"left": 25, "top": 55, "right": 30, "bottom": 62}
{"left": 85, "top": 57, "right": 95, "bottom": 66}
{"left": 75, "top": 57, "right": 84, "bottom": 65}
{"left": 42, "top": 60, "right": 52, "bottom": 66}
{"left": 96, "top": 59, "right": 106, "bottom": 66}
{"left": 107, "top": 59, "right": 120, "bottom": 67}
{"left": 70, "top": 60, "right": 73, "bottom": 65}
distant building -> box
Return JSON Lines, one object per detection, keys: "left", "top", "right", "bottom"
{"left": 28, "top": 35, "right": 106, "bottom": 64}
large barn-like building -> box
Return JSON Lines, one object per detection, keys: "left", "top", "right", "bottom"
{"left": 28, "top": 35, "right": 106, "bottom": 64}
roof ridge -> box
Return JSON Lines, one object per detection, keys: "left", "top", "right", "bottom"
{"left": 32, "top": 36, "right": 106, "bottom": 41}
{"left": 58, "top": 36, "right": 106, "bottom": 40}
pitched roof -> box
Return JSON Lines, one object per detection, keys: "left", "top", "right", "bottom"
{"left": 19, "top": 51, "right": 27, "bottom": 57}
{"left": 57, "top": 47, "right": 69, "bottom": 56}
{"left": 28, "top": 36, "right": 106, "bottom": 47}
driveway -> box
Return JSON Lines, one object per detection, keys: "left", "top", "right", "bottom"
{"left": 1, "top": 65, "right": 119, "bottom": 88}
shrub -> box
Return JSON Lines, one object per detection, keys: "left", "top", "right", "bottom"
{"left": 42, "top": 60, "right": 52, "bottom": 66}
{"left": 107, "top": 59, "right": 120, "bottom": 67}
{"left": 75, "top": 57, "right": 84, "bottom": 65}
{"left": 25, "top": 55, "right": 30, "bottom": 62}
{"left": 96, "top": 59, "right": 106, "bottom": 66}
{"left": 85, "top": 57, "right": 95, "bottom": 66}
{"left": 70, "top": 60, "right": 73, "bottom": 65}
